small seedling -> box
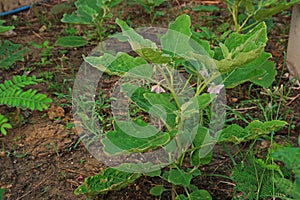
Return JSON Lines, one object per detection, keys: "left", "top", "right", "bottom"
{"left": 29, "top": 40, "right": 54, "bottom": 66}
{"left": 136, "top": 0, "right": 166, "bottom": 24}
{"left": 61, "top": 0, "right": 122, "bottom": 41}
{"left": 0, "top": 20, "right": 14, "bottom": 33}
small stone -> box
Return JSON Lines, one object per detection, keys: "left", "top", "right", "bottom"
{"left": 231, "top": 98, "right": 238, "bottom": 103}
{"left": 0, "top": 151, "right": 5, "bottom": 157}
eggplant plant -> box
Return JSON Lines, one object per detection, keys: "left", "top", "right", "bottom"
{"left": 73, "top": 14, "right": 286, "bottom": 199}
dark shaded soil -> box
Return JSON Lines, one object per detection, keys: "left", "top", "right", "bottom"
{"left": 0, "top": 1, "right": 299, "bottom": 200}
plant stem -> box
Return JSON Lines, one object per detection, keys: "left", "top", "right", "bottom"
{"left": 157, "top": 65, "right": 181, "bottom": 109}
{"left": 184, "top": 186, "right": 191, "bottom": 199}
{"left": 232, "top": 2, "right": 240, "bottom": 32}
{"left": 239, "top": 14, "right": 252, "bottom": 31}
{"left": 172, "top": 185, "right": 176, "bottom": 200}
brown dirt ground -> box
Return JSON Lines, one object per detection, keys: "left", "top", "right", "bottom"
{"left": 0, "top": 1, "right": 299, "bottom": 200}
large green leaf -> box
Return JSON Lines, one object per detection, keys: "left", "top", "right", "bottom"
{"left": 218, "top": 120, "right": 287, "bottom": 144}
{"left": 144, "top": 93, "right": 178, "bottom": 128}
{"left": 180, "top": 95, "right": 214, "bottom": 127}
{"left": 85, "top": 52, "right": 150, "bottom": 76}
{"left": 61, "top": 8, "right": 94, "bottom": 25}
{"left": 190, "top": 126, "right": 214, "bottom": 167}
{"left": 102, "top": 119, "right": 170, "bottom": 154}
{"left": 196, "top": 94, "right": 214, "bottom": 110}
{"left": 121, "top": 83, "right": 152, "bottom": 111}
{"left": 245, "top": 120, "right": 287, "bottom": 138}
{"left": 61, "top": 0, "right": 101, "bottom": 25}
{"left": 113, "top": 120, "right": 159, "bottom": 138}
{"left": 217, "top": 124, "right": 251, "bottom": 144}
{"left": 109, "top": 53, "right": 151, "bottom": 77}
{"left": 55, "top": 36, "right": 88, "bottom": 47}
{"left": 144, "top": 93, "right": 177, "bottom": 113}
{"left": 84, "top": 53, "right": 116, "bottom": 74}
{"left": 253, "top": 0, "right": 300, "bottom": 22}
{"left": 250, "top": 59, "right": 276, "bottom": 88}
{"left": 116, "top": 162, "right": 163, "bottom": 173}
{"left": 74, "top": 167, "right": 141, "bottom": 196}
{"left": 161, "top": 14, "right": 194, "bottom": 57}
{"left": 190, "top": 36, "right": 214, "bottom": 58}
{"left": 214, "top": 22, "right": 268, "bottom": 73}
{"left": 223, "top": 51, "right": 275, "bottom": 88}
{"left": 116, "top": 19, "right": 170, "bottom": 64}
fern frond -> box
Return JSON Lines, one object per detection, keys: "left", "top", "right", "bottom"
{"left": 0, "top": 40, "right": 28, "bottom": 69}
{"left": 0, "top": 75, "right": 42, "bottom": 93}
{"left": 275, "top": 177, "right": 300, "bottom": 199}
{"left": 0, "top": 114, "right": 12, "bottom": 135}
{"left": 0, "top": 88, "right": 52, "bottom": 111}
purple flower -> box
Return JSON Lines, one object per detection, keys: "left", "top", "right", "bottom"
{"left": 76, "top": 175, "right": 84, "bottom": 181}
{"left": 151, "top": 85, "right": 165, "bottom": 94}
{"left": 207, "top": 83, "right": 224, "bottom": 94}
